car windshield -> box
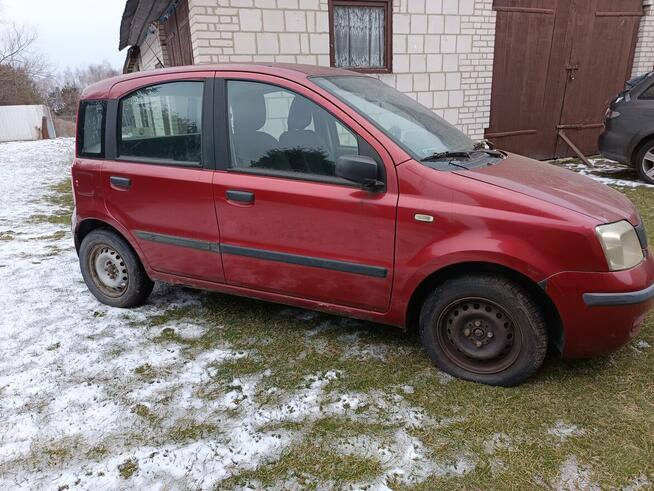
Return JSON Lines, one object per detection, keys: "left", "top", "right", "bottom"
{"left": 312, "top": 76, "right": 474, "bottom": 161}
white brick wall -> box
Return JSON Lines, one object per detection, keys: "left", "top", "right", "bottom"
{"left": 632, "top": 1, "right": 654, "bottom": 77}
{"left": 184, "top": 0, "right": 496, "bottom": 139}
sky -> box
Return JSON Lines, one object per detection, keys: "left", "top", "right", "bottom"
{"left": 2, "top": 0, "right": 126, "bottom": 72}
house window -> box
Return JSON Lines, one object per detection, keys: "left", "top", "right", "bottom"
{"left": 329, "top": 0, "right": 392, "bottom": 73}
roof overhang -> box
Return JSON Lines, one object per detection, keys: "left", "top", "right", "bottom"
{"left": 119, "top": 0, "right": 172, "bottom": 50}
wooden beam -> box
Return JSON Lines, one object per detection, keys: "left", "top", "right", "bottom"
{"left": 557, "top": 130, "right": 594, "bottom": 168}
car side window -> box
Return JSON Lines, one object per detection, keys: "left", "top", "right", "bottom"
{"left": 119, "top": 81, "right": 203, "bottom": 163}
{"left": 226, "top": 80, "right": 360, "bottom": 178}
{"left": 78, "top": 101, "right": 106, "bottom": 158}
{"left": 640, "top": 82, "right": 654, "bottom": 100}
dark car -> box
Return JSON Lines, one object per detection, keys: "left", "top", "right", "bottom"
{"left": 72, "top": 64, "right": 654, "bottom": 386}
{"left": 599, "top": 71, "right": 654, "bottom": 184}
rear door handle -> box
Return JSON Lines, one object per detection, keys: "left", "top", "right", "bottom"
{"left": 226, "top": 190, "right": 254, "bottom": 204}
{"left": 110, "top": 176, "right": 131, "bottom": 189}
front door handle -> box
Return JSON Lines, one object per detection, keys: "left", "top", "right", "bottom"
{"left": 226, "top": 190, "right": 255, "bottom": 204}
{"left": 110, "top": 176, "right": 131, "bottom": 189}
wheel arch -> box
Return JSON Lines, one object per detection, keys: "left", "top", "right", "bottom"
{"left": 405, "top": 261, "right": 564, "bottom": 353}
{"left": 75, "top": 218, "right": 122, "bottom": 251}
{"left": 630, "top": 132, "right": 654, "bottom": 165}
{"left": 74, "top": 218, "right": 150, "bottom": 273}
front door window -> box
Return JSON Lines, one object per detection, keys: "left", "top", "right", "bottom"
{"left": 226, "top": 80, "right": 360, "bottom": 179}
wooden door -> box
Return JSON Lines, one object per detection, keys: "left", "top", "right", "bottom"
{"left": 163, "top": 0, "right": 194, "bottom": 67}
{"left": 486, "top": 0, "right": 566, "bottom": 159}
{"left": 555, "top": 0, "right": 642, "bottom": 156}
{"left": 486, "top": 0, "right": 643, "bottom": 159}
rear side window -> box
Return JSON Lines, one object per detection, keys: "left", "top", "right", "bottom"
{"left": 640, "top": 82, "right": 654, "bottom": 100}
{"left": 119, "top": 81, "right": 203, "bottom": 163}
{"left": 78, "top": 101, "right": 106, "bottom": 158}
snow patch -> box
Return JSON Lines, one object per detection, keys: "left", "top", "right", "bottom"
{"left": 622, "top": 474, "right": 652, "bottom": 491}
{"left": 636, "top": 340, "right": 651, "bottom": 349}
{"left": 483, "top": 432, "right": 513, "bottom": 454}
{"left": 560, "top": 160, "right": 654, "bottom": 189}
{"left": 551, "top": 455, "right": 600, "bottom": 491}
{"left": 335, "top": 430, "right": 476, "bottom": 486}
{"left": 548, "top": 420, "right": 586, "bottom": 441}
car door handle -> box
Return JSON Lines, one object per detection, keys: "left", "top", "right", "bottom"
{"left": 110, "top": 176, "right": 131, "bottom": 189}
{"left": 226, "top": 190, "right": 254, "bottom": 204}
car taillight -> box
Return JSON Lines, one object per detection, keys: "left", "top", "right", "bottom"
{"left": 605, "top": 109, "right": 621, "bottom": 120}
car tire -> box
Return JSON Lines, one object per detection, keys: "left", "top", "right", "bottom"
{"left": 79, "top": 229, "right": 153, "bottom": 308}
{"left": 635, "top": 140, "right": 654, "bottom": 185}
{"left": 419, "top": 274, "right": 547, "bottom": 386}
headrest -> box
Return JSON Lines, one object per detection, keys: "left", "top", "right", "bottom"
{"left": 288, "top": 96, "right": 314, "bottom": 131}
{"left": 233, "top": 91, "right": 267, "bottom": 132}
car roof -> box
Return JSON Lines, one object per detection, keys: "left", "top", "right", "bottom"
{"left": 81, "top": 63, "right": 365, "bottom": 99}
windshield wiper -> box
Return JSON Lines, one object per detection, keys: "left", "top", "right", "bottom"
{"left": 447, "top": 161, "right": 470, "bottom": 171}
{"left": 421, "top": 151, "right": 472, "bottom": 162}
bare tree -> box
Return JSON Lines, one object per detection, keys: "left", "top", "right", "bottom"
{"left": 0, "top": 21, "right": 49, "bottom": 79}
{"left": 0, "top": 23, "right": 36, "bottom": 66}
{"left": 62, "top": 61, "right": 120, "bottom": 90}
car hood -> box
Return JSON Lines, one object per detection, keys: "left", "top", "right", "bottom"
{"left": 454, "top": 153, "right": 638, "bottom": 224}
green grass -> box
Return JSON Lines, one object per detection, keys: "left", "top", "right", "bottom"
{"left": 29, "top": 178, "right": 73, "bottom": 226}
{"left": 117, "top": 457, "right": 139, "bottom": 479}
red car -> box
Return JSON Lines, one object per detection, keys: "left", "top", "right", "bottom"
{"left": 72, "top": 64, "right": 654, "bottom": 386}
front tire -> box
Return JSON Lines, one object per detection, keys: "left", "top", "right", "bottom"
{"left": 79, "top": 229, "right": 153, "bottom": 308}
{"left": 419, "top": 275, "right": 547, "bottom": 386}
{"left": 635, "top": 140, "right": 654, "bottom": 185}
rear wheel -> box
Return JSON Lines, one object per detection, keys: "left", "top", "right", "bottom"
{"left": 79, "top": 229, "right": 153, "bottom": 308}
{"left": 419, "top": 275, "right": 547, "bottom": 386}
{"left": 635, "top": 140, "right": 654, "bottom": 185}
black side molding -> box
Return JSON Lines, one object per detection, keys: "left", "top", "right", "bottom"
{"left": 220, "top": 244, "right": 388, "bottom": 278}
{"left": 583, "top": 282, "right": 654, "bottom": 306}
{"left": 133, "top": 231, "right": 387, "bottom": 278}
{"left": 135, "top": 231, "right": 220, "bottom": 253}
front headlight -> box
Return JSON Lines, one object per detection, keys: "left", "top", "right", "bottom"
{"left": 595, "top": 220, "right": 644, "bottom": 271}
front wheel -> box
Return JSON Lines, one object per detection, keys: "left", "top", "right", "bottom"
{"left": 419, "top": 275, "right": 547, "bottom": 386}
{"left": 79, "top": 229, "right": 153, "bottom": 308}
{"left": 635, "top": 140, "right": 654, "bottom": 185}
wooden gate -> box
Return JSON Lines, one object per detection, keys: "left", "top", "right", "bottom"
{"left": 486, "top": 0, "right": 643, "bottom": 160}
{"left": 163, "top": 0, "right": 194, "bottom": 67}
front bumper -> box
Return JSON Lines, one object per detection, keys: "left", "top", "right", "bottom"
{"left": 583, "top": 282, "right": 654, "bottom": 306}
{"left": 544, "top": 253, "right": 654, "bottom": 359}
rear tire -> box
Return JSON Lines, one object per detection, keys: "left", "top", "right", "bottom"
{"left": 419, "top": 275, "right": 547, "bottom": 386}
{"left": 634, "top": 140, "right": 654, "bottom": 185}
{"left": 79, "top": 229, "right": 153, "bottom": 308}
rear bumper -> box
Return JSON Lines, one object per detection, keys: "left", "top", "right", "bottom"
{"left": 598, "top": 129, "right": 630, "bottom": 165}
{"left": 545, "top": 253, "right": 654, "bottom": 359}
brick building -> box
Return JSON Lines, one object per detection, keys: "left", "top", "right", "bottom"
{"left": 119, "top": 0, "right": 654, "bottom": 158}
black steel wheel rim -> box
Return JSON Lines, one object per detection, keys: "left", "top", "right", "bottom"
{"left": 88, "top": 244, "right": 129, "bottom": 298}
{"left": 436, "top": 297, "right": 522, "bottom": 375}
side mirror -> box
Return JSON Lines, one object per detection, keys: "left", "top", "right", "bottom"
{"left": 335, "top": 155, "right": 384, "bottom": 191}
